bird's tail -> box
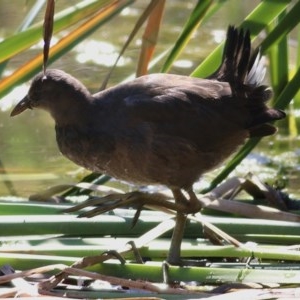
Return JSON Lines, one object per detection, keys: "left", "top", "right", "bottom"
{"left": 209, "top": 26, "right": 264, "bottom": 86}
{"left": 209, "top": 26, "right": 285, "bottom": 137}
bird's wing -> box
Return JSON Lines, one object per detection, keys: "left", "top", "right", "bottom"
{"left": 118, "top": 75, "right": 236, "bottom": 142}
{"left": 122, "top": 75, "right": 232, "bottom": 123}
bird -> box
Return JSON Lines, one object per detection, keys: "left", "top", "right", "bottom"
{"left": 11, "top": 26, "right": 285, "bottom": 264}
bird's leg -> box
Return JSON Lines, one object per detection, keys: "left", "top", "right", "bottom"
{"left": 172, "top": 188, "right": 189, "bottom": 206}
{"left": 186, "top": 188, "right": 202, "bottom": 213}
{"left": 166, "top": 211, "right": 187, "bottom": 264}
{"left": 166, "top": 188, "right": 203, "bottom": 265}
{"left": 166, "top": 189, "right": 189, "bottom": 264}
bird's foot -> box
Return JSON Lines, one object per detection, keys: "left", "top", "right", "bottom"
{"left": 63, "top": 190, "right": 188, "bottom": 219}
{"left": 101, "top": 245, "right": 145, "bottom": 264}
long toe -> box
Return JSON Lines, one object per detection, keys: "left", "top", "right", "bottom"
{"left": 63, "top": 190, "right": 181, "bottom": 218}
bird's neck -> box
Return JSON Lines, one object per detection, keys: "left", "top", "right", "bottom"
{"left": 50, "top": 91, "right": 94, "bottom": 127}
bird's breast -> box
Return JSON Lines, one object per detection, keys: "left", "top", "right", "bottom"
{"left": 55, "top": 125, "right": 115, "bottom": 173}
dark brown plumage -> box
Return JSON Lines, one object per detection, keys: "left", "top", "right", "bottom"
{"left": 11, "top": 26, "right": 285, "bottom": 263}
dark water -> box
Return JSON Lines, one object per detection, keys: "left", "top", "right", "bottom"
{"left": 0, "top": 0, "right": 299, "bottom": 198}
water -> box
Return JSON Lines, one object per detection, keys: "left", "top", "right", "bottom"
{"left": 0, "top": 1, "right": 299, "bottom": 198}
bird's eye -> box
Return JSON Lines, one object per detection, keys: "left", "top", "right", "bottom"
{"left": 27, "top": 89, "right": 42, "bottom": 105}
{"left": 29, "top": 86, "right": 43, "bottom": 101}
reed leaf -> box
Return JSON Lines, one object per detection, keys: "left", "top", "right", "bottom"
{"left": 191, "top": 0, "right": 292, "bottom": 78}
{"left": 0, "top": 0, "right": 114, "bottom": 64}
{"left": 160, "top": 0, "right": 212, "bottom": 73}
{"left": 0, "top": 0, "right": 134, "bottom": 99}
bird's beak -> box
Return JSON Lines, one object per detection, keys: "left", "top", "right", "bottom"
{"left": 10, "top": 95, "right": 31, "bottom": 117}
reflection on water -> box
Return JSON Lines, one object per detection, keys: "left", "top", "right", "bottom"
{"left": 75, "top": 40, "right": 130, "bottom": 67}
{"left": 0, "top": 0, "right": 299, "bottom": 197}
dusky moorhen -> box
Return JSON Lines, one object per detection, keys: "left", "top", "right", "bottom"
{"left": 11, "top": 26, "right": 285, "bottom": 264}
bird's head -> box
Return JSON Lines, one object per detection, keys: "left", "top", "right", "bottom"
{"left": 11, "top": 69, "right": 92, "bottom": 121}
